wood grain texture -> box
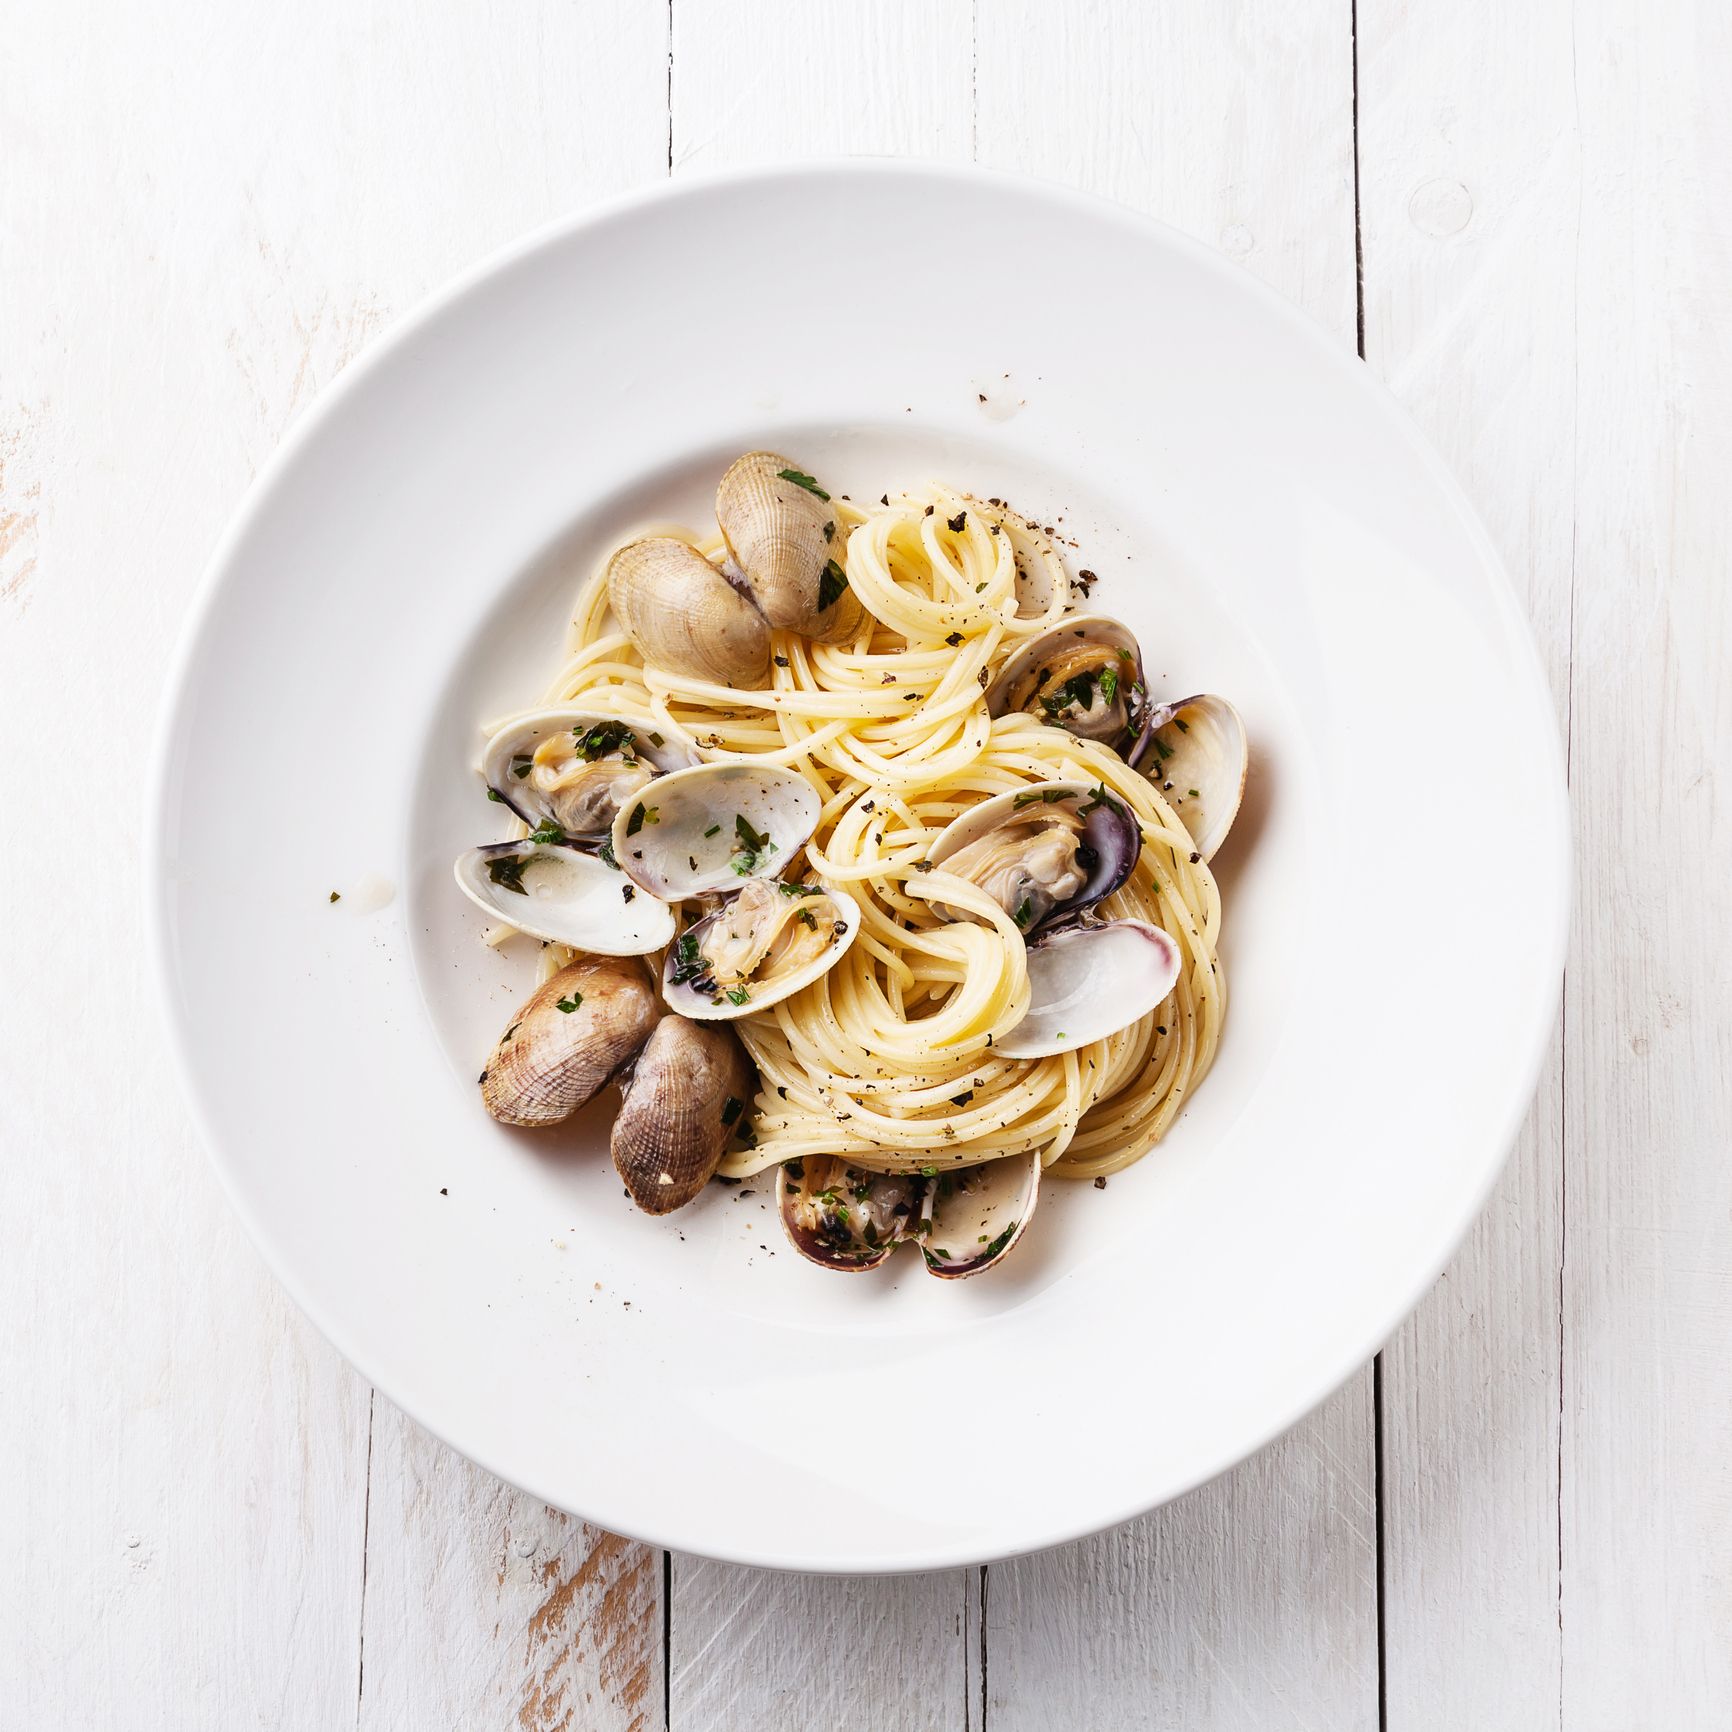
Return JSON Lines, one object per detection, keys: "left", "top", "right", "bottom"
{"left": 358, "top": 1398, "right": 662, "bottom": 1731}
{"left": 672, "top": 0, "right": 974, "bottom": 170}
{"left": 973, "top": 6, "right": 1378, "bottom": 1726}
{"left": 1356, "top": 1, "right": 1575, "bottom": 1724}
{"left": 1560, "top": 0, "right": 1732, "bottom": 1722}
{"left": 671, "top": 1559, "right": 979, "bottom": 1731}
{"left": 0, "top": 0, "right": 667, "bottom": 1724}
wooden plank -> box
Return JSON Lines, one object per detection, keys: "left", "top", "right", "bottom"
{"left": 972, "top": 3, "right": 1378, "bottom": 1724}
{"left": 984, "top": 1384, "right": 1376, "bottom": 1727}
{"left": 671, "top": 0, "right": 974, "bottom": 173}
{"left": 665, "top": 6, "right": 980, "bottom": 1728}
{"left": 356, "top": 1399, "right": 662, "bottom": 1732}
{"left": 1558, "top": 1, "right": 1732, "bottom": 1722}
{"left": 0, "top": 1, "right": 668, "bottom": 1725}
{"left": 1355, "top": 1, "right": 1575, "bottom": 1724}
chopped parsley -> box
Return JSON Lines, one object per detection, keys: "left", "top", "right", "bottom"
{"left": 597, "top": 837, "right": 620, "bottom": 869}
{"left": 1079, "top": 783, "right": 1127, "bottom": 818}
{"left": 725, "top": 985, "right": 752, "bottom": 1007}
{"left": 571, "top": 720, "right": 636, "bottom": 761}
{"left": 528, "top": 817, "right": 567, "bottom": 845}
{"left": 487, "top": 854, "right": 528, "bottom": 895}
{"left": 777, "top": 880, "right": 821, "bottom": 896}
{"left": 1012, "top": 897, "right": 1034, "bottom": 930}
{"left": 669, "top": 931, "right": 717, "bottom": 996}
{"left": 795, "top": 907, "right": 818, "bottom": 929}
{"left": 486, "top": 788, "right": 504, "bottom": 803}
{"left": 817, "top": 558, "right": 849, "bottom": 611}
{"left": 1099, "top": 667, "right": 1119, "bottom": 704}
{"left": 625, "top": 802, "right": 656, "bottom": 836}
{"left": 555, "top": 993, "right": 583, "bottom": 1014}
{"left": 776, "top": 467, "right": 830, "bottom": 501}
{"left": 730, "top": 812, "right": 775, "bottom": 875}
{"left": 1012, "top": 787, "right": 1070, "bottom": 810}
{"left": 704, "top": 823, "right": 721, "bottom": 838}
{"left": 510, "top": 755, "right": 533, "bottom": 780}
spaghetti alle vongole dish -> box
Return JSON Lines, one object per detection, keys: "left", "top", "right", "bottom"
{"left": 454, "top": 450, "right": 1248, "bottom": 1278}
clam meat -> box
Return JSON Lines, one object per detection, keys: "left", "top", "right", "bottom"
{"left": 482, "top": 709, "right": 696, "bottom": 839}
{"left": 987, "top": 614, "right": 1152, "bottom": 761}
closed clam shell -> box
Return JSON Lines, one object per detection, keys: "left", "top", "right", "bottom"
{"left": 611, "top": 1016, "right": 756, "bottom": 1214}
{"left": 715, "top": 451, "right": 865, "bottom": 644}
{"left": 606, "top": 536, "right": 771, "bottom": 686}
{"left": 479, "top": 956, "right": 660, "bottom": 1128}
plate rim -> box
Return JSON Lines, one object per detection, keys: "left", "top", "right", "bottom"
{"left": 146, "top": 156, "right": 1572, "bottom": 1573}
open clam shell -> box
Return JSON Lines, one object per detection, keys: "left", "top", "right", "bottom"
{"left": 715, "top": 451, "right": 865, "bottom": 644}
{"left": 606, "top": 535, "right": 772, "bottom": 686}
{"left": 1136, "top": 694, "right": 1248, "bottom": 862}
{"left": 613, "top": 761, "right": 821, "bottom": 902}
{"left": 777, "top": 1157, "right": 926, "bottom": 1272}
{"left": 926, "top": 781, "right": 1141, "bottom": 937}
{"left": 481, "top": 708, "right": 698, "bottom": 837}
{"left": 918, "top": 1152, "right": 1042, "bottom": 1278}
{"left": 986, "top": 613, "right": 1151, "bottom": 761}
{"left": 663, "top": 878, "right": 861, "bottom": 1020}
{"left": 994, "top": 919, "right": 1181, "bottom": 1059}
{"left": 454, "top": 840, "right": 676, "bottom": 953}
{"left": 777, "top": 1150, "right": 1042, "bottom": 1277}
{"left": 611, "top": 1016, "right": 755, "bottom": 1214}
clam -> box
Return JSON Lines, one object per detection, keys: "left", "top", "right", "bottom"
{"left": 715, "top": 451, "right": 865, "bottom": 643}
{"left": 606, "top": 536, "right": 772, "bottom": 686}
{"left": 777, "top": 1150, "right": 1041, "bottom": 1278}
{"left": 611, "top": 1016, "right": 756, "bottom": 1213}
{"left": 612, "top": 761, "right": 821, "bottom": 902}
{"left": 481, "top": 709, "right": 696, "bottom": 839}
{"left": 926, "top": 781, "right": 1141, "bottom": 938}
{"left": 479, "top": 956, "right": 660, "bottom": 1127}
{"left": 987, "top": 614, "right": 1152, "bottom": 761}
{"left": 454, "top": 840, "right": 675, "bottom": 953}
{"left": 1136, "top": 694, "right": 1249, "bottom": 862}
{"left": 663, "top": 876, "right": 861, "bottom": 1020}
{"left": 927, "top": 781, "right": 1180, "bottom": 1058}
{"left": 992, "top": 920, "right": 1181, "bottom": 1060}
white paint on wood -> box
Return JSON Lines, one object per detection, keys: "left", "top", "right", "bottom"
{"left": 1559, "top": 1, "right": 1732, "bottom": 1723}
{"left": 358, "top": 1399, "right": 661, "bottom": 1731}
{"left": 671, "top": 1558, "right": 979, "bottom": 1731}
{"left": 1357, "top": 0, "right": 1576, "bottom": 1723}
{"left": 985, "top": 1385, "right": 1377, "bottom": 1729}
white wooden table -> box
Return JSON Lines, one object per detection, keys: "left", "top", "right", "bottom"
{"left": 4, "top": 2, "right": 1726, "bottom": 1724}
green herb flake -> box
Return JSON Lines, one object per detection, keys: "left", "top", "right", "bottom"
{"left": 528, "top": 817, "right": 567, "bottom": 845}
{"left": 1174, "top": 716, "right": 1190, "bottom": 733}
{"left": 555, "top": 994, "right": 583, "bottom": 1014}
{"left": 1099, "top": 667, "right": 1119, "bottom": 703}
{"left": 795, "top": 907, "right": 818, "bottom": 929}
{"left": 486, "top": 788, "right": 504, "bottom": 803}
{"left": 487, "top": 855, "right": 529, "bottom": 896}
{"left": 1013, "top": 897, "right": 1034, "bottom": 930}
{"left": 704, "top": 823, "right": 721, "bottom": 838}
{"left": 571, "top": 720, "right": 636, "bottom": 761}
{"left": 725, "top": 985, "right": 752, "bottom": 1007}
{"left": 920, "top": 1165, "right": 938, "bottom": 1178}
{"left": 817, "top": 558, "right": 849, "bottom": 611}
{"left": 777, "top": 880, "right": 821, "bottom": 896}
{"left": 625, "top": 803, "right": 655, "bottom": 836}
{"left": 510, "top": 755, "right": 533, "bottom": 779}
{"left": 776, "top": 467, "right": 831, "bottom": 501}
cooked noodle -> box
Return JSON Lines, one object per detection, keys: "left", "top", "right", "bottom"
{"left": 494, "top": 487, "right": 1224, "bottom": 1182}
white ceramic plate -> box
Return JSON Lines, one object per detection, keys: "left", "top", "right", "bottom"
{"left": 151, "top": 162, "right": 1568, "bottom": 1572}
